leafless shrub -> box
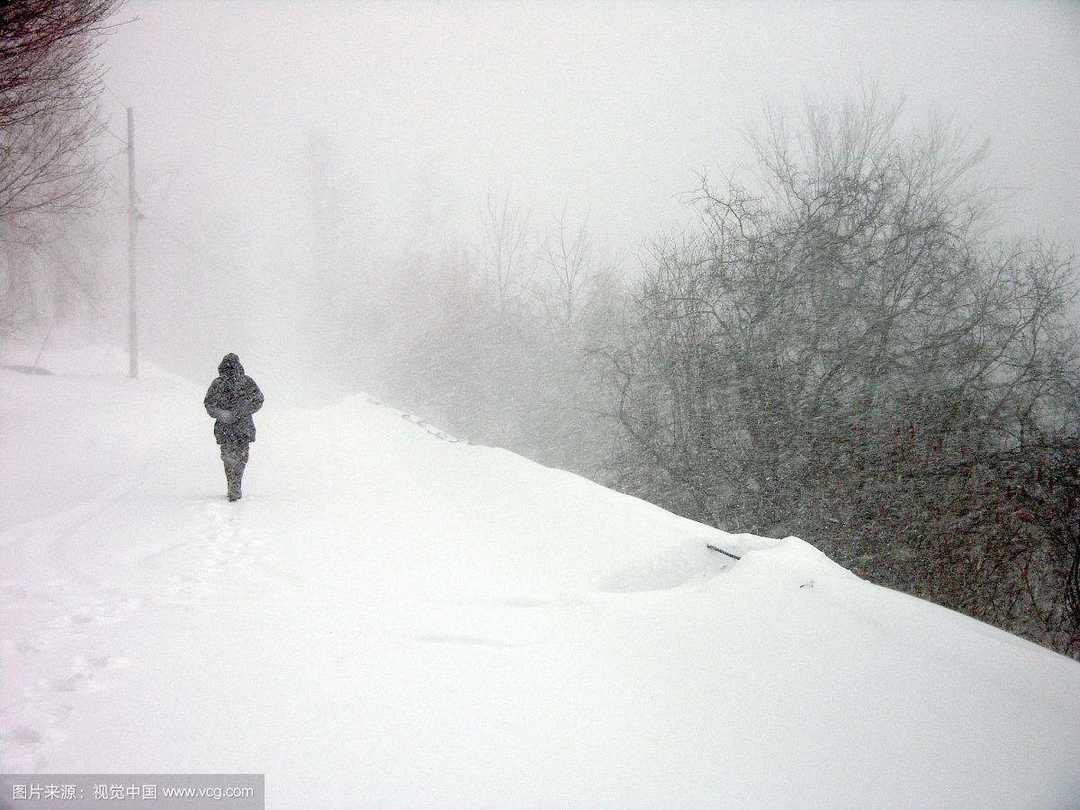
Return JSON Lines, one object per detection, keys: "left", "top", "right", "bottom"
{"left": 605, "top": 88, "right": 1080, "bottom": 656}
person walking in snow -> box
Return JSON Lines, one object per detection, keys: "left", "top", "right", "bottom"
{"left": 204, "top": 353, "right": 264, "bottom": 501}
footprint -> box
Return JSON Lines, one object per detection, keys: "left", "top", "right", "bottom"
{"left": 9, "top": 724, "right": 42, "bottom": 744}
{"left": 47, "top": 652, "right": 127, "bottom": 696}
{"left": 51, "top": 672, "right": 88, "bottom": 693}
{"left": 0, "top": 715, "right": 63, "bottom": 772}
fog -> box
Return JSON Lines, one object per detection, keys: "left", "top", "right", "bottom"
{"left": 81, "top": 0, "right": 1079, "bottom": 404}
{"left": 9, "top": 6, "right": 1080, "bottom": 763}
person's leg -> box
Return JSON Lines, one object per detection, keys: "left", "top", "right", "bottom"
{"left": 223, "top": 444, "right": 250, "bottom": 501}
{"left": 219, "top": 444, "right": 234, "bottom": 499}
{"left": 221, "top": 442, "right": 250, "bottom": 501}
{"left": 234, "top": 443, "right": 249, "bottom": 499}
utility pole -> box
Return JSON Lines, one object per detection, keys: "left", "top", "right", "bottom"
{"left": 126, "top": 107, "right": 138, "bottom": 379}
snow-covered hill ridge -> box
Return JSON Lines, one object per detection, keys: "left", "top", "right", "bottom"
{"left": 2, "top": 348, "right": 1079, "bottom": 809}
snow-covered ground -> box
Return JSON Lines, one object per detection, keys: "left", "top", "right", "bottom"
{"left": 3, "top": 347, "right": 1080, "bottom": 809}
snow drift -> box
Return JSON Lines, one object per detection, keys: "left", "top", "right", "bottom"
{"left": 2, "top": 347, "right": 1079, "bottom": 809}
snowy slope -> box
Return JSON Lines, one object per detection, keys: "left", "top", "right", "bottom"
{"left": 2, "top": 348, "right": 1080, "bottom": 809}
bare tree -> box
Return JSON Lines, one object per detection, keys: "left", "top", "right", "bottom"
{"left": 478, "top": 191, "right": 531, "bottom": 319}
{"left": 0, "top": 0, "right": 120, "bottom": 338}
{"left": 537, "top": 205, "right": 594, "bottom": 329}
{"left": 0, "top": 0, "right": 117, "bottom": 223}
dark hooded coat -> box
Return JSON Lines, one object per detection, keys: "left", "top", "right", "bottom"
{"left": 204, "top": 353, "right": 264, "bottom": 445}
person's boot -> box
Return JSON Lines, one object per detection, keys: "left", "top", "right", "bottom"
{"left": 231, "top": 460, "right": 246, "bottom": 502}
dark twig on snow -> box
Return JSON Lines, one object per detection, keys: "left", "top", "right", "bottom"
{"left": 706, "top": 543, "right": 741, "bottom": 560}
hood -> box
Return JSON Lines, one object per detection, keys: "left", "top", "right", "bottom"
{"left": 218, "top": 353, "right": 244, "bottom": 378}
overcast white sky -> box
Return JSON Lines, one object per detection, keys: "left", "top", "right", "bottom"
{"left": 89, "top": 1, "right": 1080, "bottom": 384}
{"left": 99, "top": 0, "right": 1080, "bottom": 250}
